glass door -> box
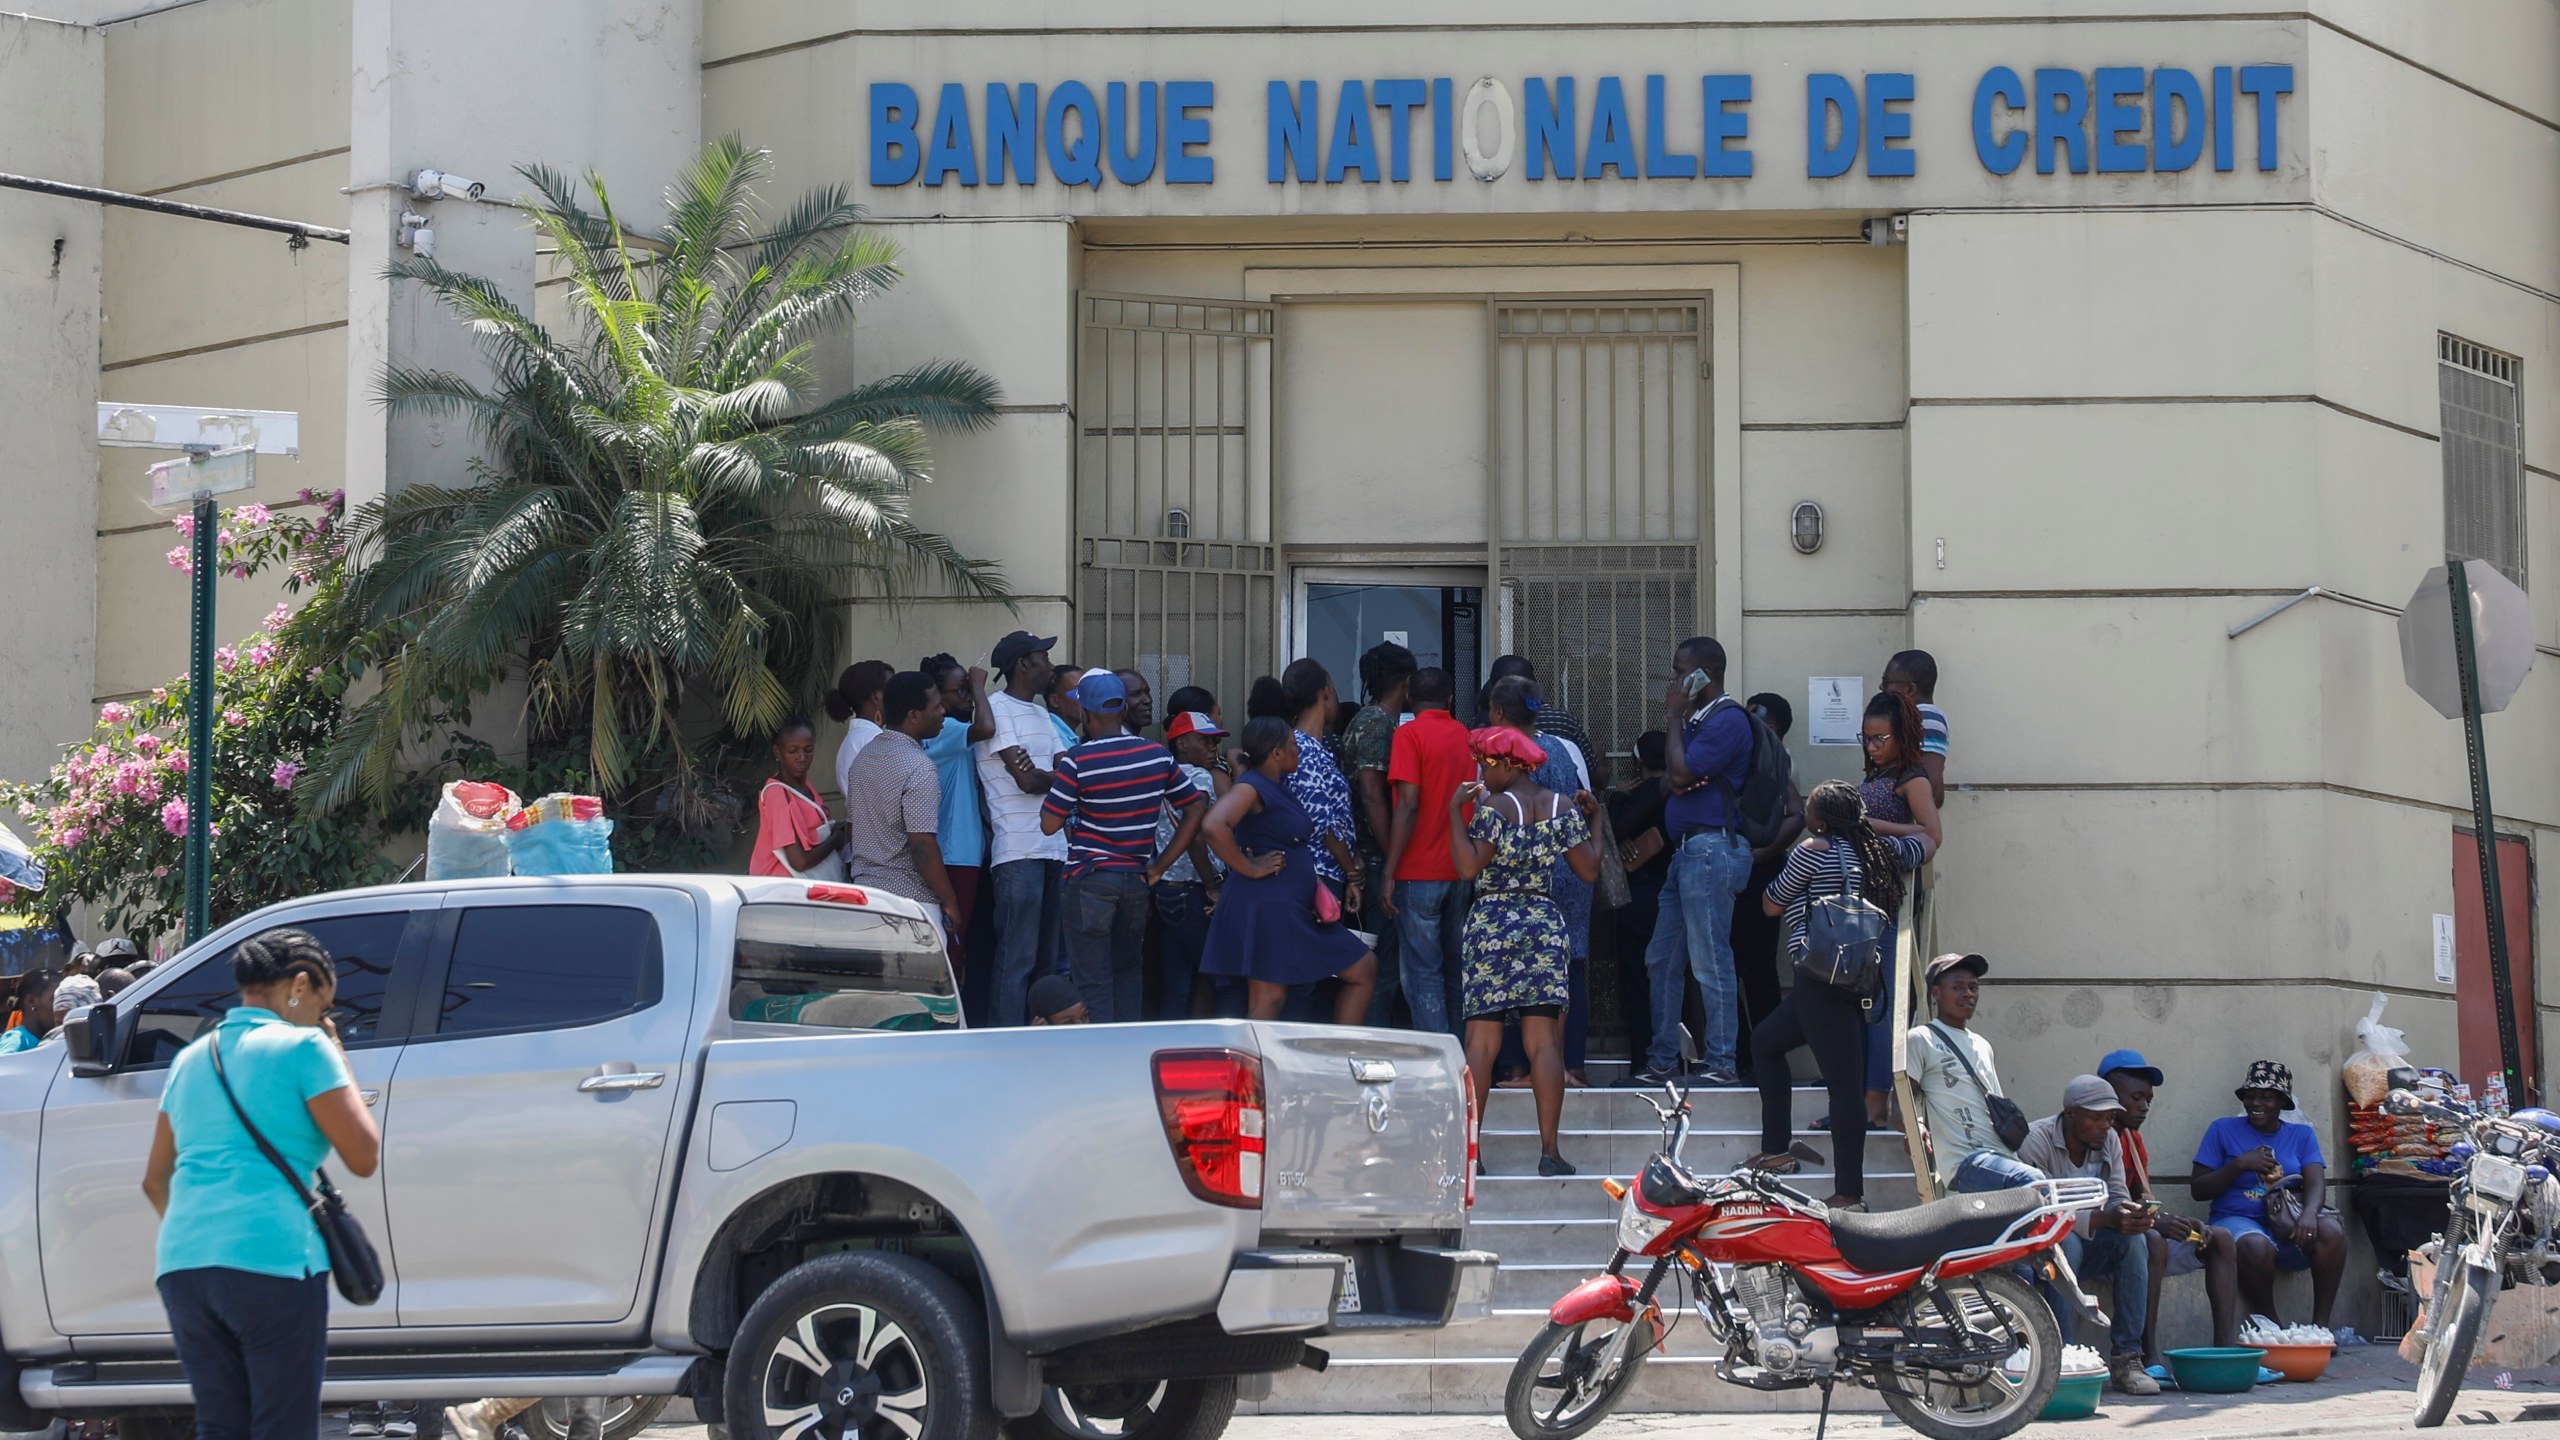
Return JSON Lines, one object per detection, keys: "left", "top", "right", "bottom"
{"left": 1294, "top": 568, "right": 1486, "bottom": 723}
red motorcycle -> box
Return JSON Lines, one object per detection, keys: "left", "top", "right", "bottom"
{"left": 1505, "top": 1080, "right": 2109, "bottom": 1440}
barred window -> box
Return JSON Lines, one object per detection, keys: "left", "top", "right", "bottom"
{"left": 2440, "top": 335, "right": 2526, "bottom": 589}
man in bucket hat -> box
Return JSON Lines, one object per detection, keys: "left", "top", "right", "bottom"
{"left": 2192, "top": 1059, "right": 2348, "bottom": 1330}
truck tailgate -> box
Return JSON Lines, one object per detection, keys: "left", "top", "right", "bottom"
{"left": 1253, "top": 1023, "right": 1468, "bottom": 1235}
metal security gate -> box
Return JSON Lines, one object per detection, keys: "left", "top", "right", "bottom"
{"left": 1491, "top": 300, "right": 1709, "bottom": 772}
{"left": 1075, "top": 293, "right": 1276, "bottom": 712}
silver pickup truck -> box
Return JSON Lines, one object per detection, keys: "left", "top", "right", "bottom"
{"left": 0, "top": 875, "right": 1493, "bottom": 1439}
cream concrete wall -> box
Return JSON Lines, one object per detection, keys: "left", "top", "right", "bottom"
{"left": 0, "top": 15, "right": 104, "bottom": 787}
{"left": 90, "top": 0, "right": 349, "bottom": 701}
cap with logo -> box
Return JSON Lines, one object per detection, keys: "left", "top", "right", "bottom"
{"left": 990, "top": 630, "right": 1057, "bottom": 675}
{"left": 2061, "top": 1074, "right": 2125, "bottom": 1113}
{"left": 1071, "top": 671, "right": 1128, "bottom": 713}
{"left": 1166, "top": 710, "right": 1226, "bottom": 741}
{"left": 2097, "top": 1049, "right": 2165, "bottom": 1086}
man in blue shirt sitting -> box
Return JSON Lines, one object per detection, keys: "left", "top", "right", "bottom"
{"left": 1628, "top": 635, "right": 1755, "bottom": 1087}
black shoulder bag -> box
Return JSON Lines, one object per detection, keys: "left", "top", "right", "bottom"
{"left": 1928, "top": 1021, "right": 2032, "bottom": 1153}
{"left": 207, "top": 1030, "right": 385, "bottom": 1306}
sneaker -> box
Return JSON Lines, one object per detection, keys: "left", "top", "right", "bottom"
{"left": 1688, "top": 1067, "right": 1743, "bottom": 1087}
{"left": 347, "top": 1422, "right": 384, "bottom": 1439}
{"left": 384, "top": 1422, "right": 419, "bottom": 1439}
{"left": 444, "top": 1403, "right": 505, "bottom": 1440}
{"left": 1616, "top": 1066, "right": 1680, "bottom": 1089}
{"left": 2109, "top": 1357, "right": 2163, "bottom": 1396}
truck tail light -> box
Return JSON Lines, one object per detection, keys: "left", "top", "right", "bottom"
{"left": 1153, "top": 1048, "right": 1264, "bottom": 1209}
{"left": 1461, "top": 1064, "right": 1480, "bottom": 1212}
{"left": 806, "top": 883, "right": 872, "bottom": 906}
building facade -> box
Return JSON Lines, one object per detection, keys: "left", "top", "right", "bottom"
{"left": 2, "top": 1, "right": 2557, "bottom": 1206}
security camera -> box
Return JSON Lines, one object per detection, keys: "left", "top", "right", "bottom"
{"left": 398, "top": 211, "right": 435, "bottom": 259}
{"left": 410, "top": 168, "right": 488, "bottom": 202}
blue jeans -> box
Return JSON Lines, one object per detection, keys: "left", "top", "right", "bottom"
{"left": 1393, "top": 878, "right": 1472, "bottom": 1036}
{"left": 1950, "top": 1150, "right": 2042, "bottom": 1193}
{"left": 158, "top": 1267, "right": 329, "bottom": 1440}
{"left": 990, "top": 858, "right": 1063, "bottom": 1026}
{"left": 1065, "top": 868, "right": 1151, "bottom": 1023}
{"left": 2065, "top": 1228, "right": 2151, "bottom": 1359}
{"left": 1153, "top": 880, "right": 1212, "bottom": 1019}
{"left": 1644, "top": 830, "right": 1754, "bottom": 1073}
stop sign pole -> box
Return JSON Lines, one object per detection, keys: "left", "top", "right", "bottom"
{"left": 2445, "top": 559, "right": 2525, "bottom": 1103}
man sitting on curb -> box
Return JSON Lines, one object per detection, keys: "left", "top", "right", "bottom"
{"left": 2016, "top": 1076, "right": 2163, "bottom": 1396}
{"left": 2100, "top": 1048, "right": 2243, "bottom": 1369}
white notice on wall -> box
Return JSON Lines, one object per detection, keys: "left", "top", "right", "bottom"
{"left": 1808, "top": 678, "right": 1864, "bottom": 746}
{"left": 1383, "top": 630, "right": 1409, "bottom": 648}
{"left": 2434, "top": 914, "right": 2458, "bottom": 985}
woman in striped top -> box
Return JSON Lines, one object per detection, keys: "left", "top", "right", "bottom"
{"left": 1744, "top": 780, "right": 1933, "bottom": 1211}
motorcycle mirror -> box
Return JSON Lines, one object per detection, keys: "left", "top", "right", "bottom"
{"left": 2386, "top": 1065, "right": 2423, "bottom": 1092}
{"left": 1790, "top": 1141, "right": 1827, "bottom": 1168}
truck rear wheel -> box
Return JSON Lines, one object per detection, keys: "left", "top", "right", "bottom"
{"left": 724, "top": 1251, "right": 995, "bottom": 1440}
{"left": 1003, "top": 1378, "right": 1237, "bottom": 1440}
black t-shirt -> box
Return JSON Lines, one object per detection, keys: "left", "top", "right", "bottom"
{"left": 1607, "top": 778, "right": 1672, "bottom": 884}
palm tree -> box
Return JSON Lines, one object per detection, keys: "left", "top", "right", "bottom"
{"left": 303, "top": 136, "right": 1005, "bottom": 823}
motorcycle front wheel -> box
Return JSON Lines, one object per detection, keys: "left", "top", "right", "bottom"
{"left": 1504, "top": 1316, "right": 1652, "bottom": 1440}
{"left": 2414, "top": 1258, "right": 2497, "bottom": 1428}
{"left": 1878, "top": 1270, "right": 2058, "bottom": 1440}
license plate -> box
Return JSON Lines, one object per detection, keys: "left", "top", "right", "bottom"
{"left": 1337, "top": 1265, "right": 1363, "bottom": 1314}
{"left": 2474, "top": 1154, "right": 2528, "bottom": 1204}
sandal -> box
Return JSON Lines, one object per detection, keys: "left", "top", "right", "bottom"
{"left": 1827, "top": 1196, "right": 1867, "bottom": 1213}
{"left": 1744, "top": 1152, "right": 1803, "bottom": 1175}
{"left": 1539, "top": 1153, "right": 1577, "bottom": 1177}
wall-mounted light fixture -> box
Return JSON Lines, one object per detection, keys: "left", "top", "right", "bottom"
{"left": 1164, "top": 507, "right": 1191, "bottom": 539}
{"left": 1790, "top": 500, "right": 1825, "bottom": 554}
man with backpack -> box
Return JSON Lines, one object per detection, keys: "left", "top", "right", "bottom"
{"left": 1628, "top": 635, "right": 1778, "bottom": 1087}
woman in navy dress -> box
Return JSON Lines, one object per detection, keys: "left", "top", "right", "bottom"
{"left": 1199, "top": 716, "right": 1379, "bottom": 1022}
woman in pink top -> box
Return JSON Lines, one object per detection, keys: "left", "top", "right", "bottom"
{"left": 751, "top": 717, "right": 848, "bottom": 878}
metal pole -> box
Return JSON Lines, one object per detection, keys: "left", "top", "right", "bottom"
{"left": 0, "top": 171, "right": 350, "bottom": 246}
{"left": 2448, "top": 559, "right": 2525, "bottom": 1103}
{"left": 184, "top": 496, "right": 216, "bottom": 943}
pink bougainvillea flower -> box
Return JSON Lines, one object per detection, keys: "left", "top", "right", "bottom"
{"left": 214, "top": 646, "right": 237, "bottom": 673}
{"left": 215, "top": 529, "right": 235, "bottom": 547}
{"left": 166, "top": 546, "right": 192, "bottom": 572}
{"left": 134, "top": 732, "right": 161, "bottom": 754}
{"left": 135, "top": 777, "right": 160, "bottom": 804}
{"left": 208, "top": 823, "right": 222, "bottom": 839}
{"left": 221, "top": 710, "right": 246, "bottom": 728}
{"left": 151, "top": 865, "right": 168, "bottom": 879}
{"left": 172, "top": 513, "right": 195, "bottom": 537}
{"left": 236, "top": 503, "right": 271, "bottom": 527}
{"left": 271, "top": 760, "right": 300, "bottom": 791}
{"left": 243, "top": 642, "right": 276, "bottom": 669}
{"left": 160, "top": 799, "right": 188, "bottom": 836}
{"left": 164, "top": 752, "right": 188, "bottom": 776}
{"left": 60, "top": 827, "right": 86, "bottom": 850}
{"left": 266, "top": 602, "right": 293, "bottom": 629}
{"left": 99, "top": 702, "right": 130, "bottom": 725}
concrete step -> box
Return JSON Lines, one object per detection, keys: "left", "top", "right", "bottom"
{"left": 1477, "top": 1124, "right": 1907, "bottom": 1176}
{"left": 1469, "top": 1171, "right": 1920, "bottom": 1221}
{"left": 1479, "top": 1083, "right": 1838, "bottom": 1131}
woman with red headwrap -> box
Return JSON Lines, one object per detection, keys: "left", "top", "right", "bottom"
{"left": 1446, "top": 710, "right": 1606, "bottom": 1175}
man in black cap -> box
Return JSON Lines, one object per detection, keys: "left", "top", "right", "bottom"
{"left": 1906, "top": 953, "right": 2031, "bottom": 1192}
{"left": 974, "top": 630, "right": 1070, "bottom": 1025}
{"left": 1026, "top": 973, "right": 1090, "bottom": 1025}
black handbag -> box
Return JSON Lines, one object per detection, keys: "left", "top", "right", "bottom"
{"left": 1796, "top": 842, "right": 1888, "bottom": 993}
{"left": 1928, "top": 1022, "right": 2033, "bottom": 1153}
{"left": 207, "top": 1031, "right": 385, "bottom": 1306}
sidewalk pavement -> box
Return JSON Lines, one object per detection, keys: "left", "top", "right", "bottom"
{"left": 1209, "top": 1346, "right": 2560, "bottom": 1440}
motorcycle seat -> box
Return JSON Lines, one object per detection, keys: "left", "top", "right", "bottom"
{"left": 1828, "top": 1187, "right": 2046, "bottom": 1275}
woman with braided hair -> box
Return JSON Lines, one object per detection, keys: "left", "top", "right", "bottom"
{"left": 1743, "top": 780, "right": 1934, "bottom": 1211}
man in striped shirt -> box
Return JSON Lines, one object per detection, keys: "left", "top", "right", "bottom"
{"left": 1041, "top": 671, "right": 1206, "bottom": 1023}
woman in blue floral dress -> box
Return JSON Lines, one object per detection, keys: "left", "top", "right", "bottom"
{"left": 1448, "top": 725, "right": 1605, "bottom": 1176}
{"left": 1248, "top": 661, "right": 1362, "bottom": 913}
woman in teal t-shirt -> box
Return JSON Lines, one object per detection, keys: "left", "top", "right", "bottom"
{"left": 143, "top": 928, "right": 381, "bottom": 1440}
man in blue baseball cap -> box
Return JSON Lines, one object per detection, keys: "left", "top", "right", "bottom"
{"left": 2102, "top": 1049, "right": 2242, "bottom": 1369}
{"left": 1040, "top": 668, "right": 1205, "bottom": 1022}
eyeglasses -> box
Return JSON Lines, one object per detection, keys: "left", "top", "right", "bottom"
{"left": 1860, "top": 733, "right": 1894, "bottom": 749}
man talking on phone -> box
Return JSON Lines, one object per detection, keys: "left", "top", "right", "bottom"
{"left": 1630, "top": 636, "right": 1755, "bottom": 1088}
{"left": 2102, "top": 1050, "right": 2243, "bottom": 1366}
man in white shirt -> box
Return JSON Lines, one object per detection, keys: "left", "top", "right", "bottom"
{"left": 974, "top": 631, "right": 1071, "bottom": 1025}
{"left": 1905, "top": 953, "right": 2026, "bottom": 1190}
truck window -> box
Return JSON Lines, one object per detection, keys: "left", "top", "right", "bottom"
{"left": 128, "top": 911, "right": 411, "bottom": 1066}
{"left": 436, "top": 904, "right": 662, "bottom": 1037}
{"left": 731, "top": 904, "right": 958, "bottom": 1033}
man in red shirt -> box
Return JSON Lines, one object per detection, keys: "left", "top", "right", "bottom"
{"left": 1378, "top": 668, "right": 1475, "bottom": 1035}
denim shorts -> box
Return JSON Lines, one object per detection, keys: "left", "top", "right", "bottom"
{"left": 2219, "top": 1213, "right": 2311, "bottom": 1270}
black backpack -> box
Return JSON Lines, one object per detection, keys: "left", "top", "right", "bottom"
{"left": 1700, "top": 695, "right": 1792, "bottom": 849}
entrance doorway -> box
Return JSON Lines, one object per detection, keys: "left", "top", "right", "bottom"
{"left": 1295, "top": 568, "right": 1485, "bottom": 722}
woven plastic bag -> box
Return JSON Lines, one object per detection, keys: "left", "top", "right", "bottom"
{"left": 425, "top": 780, "right": 518, "bottom": 880}
{"left": 501, "top": 793, "right": 614, "bottom": 876}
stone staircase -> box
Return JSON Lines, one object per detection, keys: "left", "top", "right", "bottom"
{"left": 1254, "top": 1061, "right": 1923, "bottom": 1415}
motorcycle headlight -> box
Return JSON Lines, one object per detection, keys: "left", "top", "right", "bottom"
{"left": 1617, "top": 1190, "right": 1677, "bottom": 1253}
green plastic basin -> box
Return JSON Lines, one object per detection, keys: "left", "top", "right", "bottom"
{"left": 2166, "top": 1347, "right": 2267, "bottom": 1394}
{"left": 2039, "top": 1372, "right": 2106, "bottom": 1420}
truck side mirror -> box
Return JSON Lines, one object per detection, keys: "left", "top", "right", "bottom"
{"left": 67, "top": 1001, "right": 122, "bottom": 1077}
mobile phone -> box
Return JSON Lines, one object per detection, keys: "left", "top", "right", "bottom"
{"left": 1680, "top": 668, "right": 1711, "bottom": 699}
{"left": 2138, "top": 1199, "right": 2163, "bottom": 1216}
